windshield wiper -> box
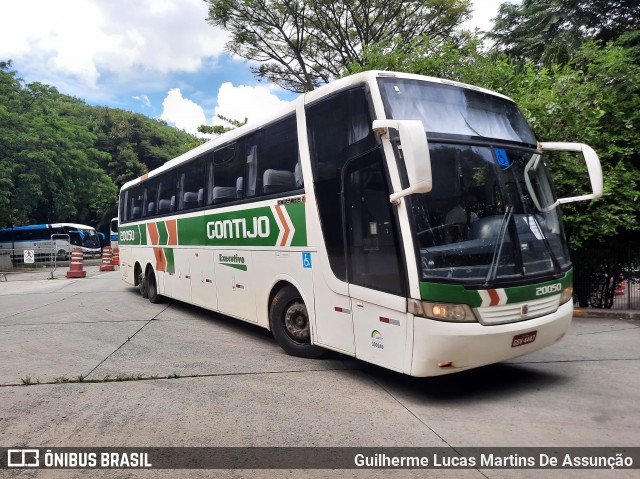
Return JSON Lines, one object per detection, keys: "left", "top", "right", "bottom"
{"left": 484, "top": 205, "right": 514, "bottom": 287}
{"left": 525, "top": 212, "right": 563, "bottom": 276}
{"left": 512, "top": 162, "right": 563, "bottom": 277}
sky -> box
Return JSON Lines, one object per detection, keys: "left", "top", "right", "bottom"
{"left": 0, "top": 0, "right": 507, "bottom": 136}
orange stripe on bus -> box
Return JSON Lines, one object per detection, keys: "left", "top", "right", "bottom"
{"left": 153, "top": 247, "right": 166, "bottom": 272}
{"left": 166, "top": 219, "right": 178, "bottom": 245}
{"left": 274, "top": 205, "right": 290, "bottom": 246}
{"left": 488, "top": 289, "right": 500, "bottom": 306}
{"left": 147, "top": 222, "right": 159, "bottom": 246}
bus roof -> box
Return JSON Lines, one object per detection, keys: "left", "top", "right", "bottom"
{"left": 120, "top": 70, "right": 515, "bottom": 192}
{"left": 0, "top": 223, "right": 96, "bottom": 232}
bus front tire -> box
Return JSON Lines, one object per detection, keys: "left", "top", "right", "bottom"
{"left": 269, "top": 285, "right": 325, "bottom": 359}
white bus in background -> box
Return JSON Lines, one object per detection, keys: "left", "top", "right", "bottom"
{"left": 110, "top": 217, "right": 119, "bottom": 249}
{"left": 0, "top": 223, "right": 102, "bottom": 259}
{"left": 117, "top": 70, "right": 602, "bottom": 377}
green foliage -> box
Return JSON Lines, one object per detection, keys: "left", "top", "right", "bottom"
{"left": 205, "top": 0, "right": 472, "bottom": 92}
{"left": 488, "top": 0, "right": 640, "bottom": 66}
{"left": 0, "top": 62, "right": 201, "bottom": 231}
{"left": 198, "top": 114, "right": 247, "bottom": 135}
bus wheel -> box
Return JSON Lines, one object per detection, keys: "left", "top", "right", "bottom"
{"left": 138, "top": 269, "right": 148, "bottom": 299}
{"left": 269, "top": 285, "right": 324, "bottom": 359}
{"left": 146, "top": 270, "right": 162, "bottom": 304}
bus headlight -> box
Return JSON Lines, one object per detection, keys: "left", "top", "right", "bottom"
{"left": 409, "top": 300, "right": 477, "bottom": 322}
{"left": 559, "top": 286, "right": 573, "bottom": 305}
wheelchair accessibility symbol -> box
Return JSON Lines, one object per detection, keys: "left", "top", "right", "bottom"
{"left": 302, "top": 252, "right": 312, "bottom": 269}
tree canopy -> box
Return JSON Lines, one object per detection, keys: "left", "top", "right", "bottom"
{"left": 488, "top": 0, "right": 640, "bottom": 65}
{"left": 205, "top": 0, "right": 471, "bottom": 92}
{"left": 0, "top": 62, "right": 201, "bottom": 231}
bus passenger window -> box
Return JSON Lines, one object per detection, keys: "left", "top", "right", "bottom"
{"left": 251, "top": 115, "right": 300, "bottom": 197}
{"left": 212, "top": 142, "right": 244, "bottom": 203}
{"left": 177, "top": 157, "right": 205, "bottom": 211}
{"left": 263, "top": 169, "right": 295, "bottom": 194}
{"left": 157, "top": 172, "right": 177, "bottom": 215}
{"left": 143, "top": 180, "right": 159, "bottom": 217}
{"left": 130, "top": 187, "right": 143, "bottom": 219}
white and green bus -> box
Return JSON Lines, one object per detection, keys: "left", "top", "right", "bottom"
{"left": 117, "top": 71, "right": 602, "bottom": 377}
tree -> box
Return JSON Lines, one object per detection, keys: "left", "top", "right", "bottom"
{"left": 488, "top": 0, "right": 640, "bottom": 65}
{"left": 205, "top": 0, "right": 471, "bottom": 92}
{"left": 198, "top": 114, "right": 247, "bottom": 135}
{"left": 0, "top": 63, "right": 201, "bottom": 231}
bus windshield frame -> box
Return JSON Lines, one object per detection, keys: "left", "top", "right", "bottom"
{"left": 377, "top": 77, "right": 571, "bottom": 287}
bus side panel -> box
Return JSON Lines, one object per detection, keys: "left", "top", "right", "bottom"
{"left": 170, "top": 249, "right": 192, "bottom": 303}
{"left": 350, "top": 284, "right": 408, "bottom": 373}
{"left": 190, "top": 249, "right": 218, "bottom": 310}
{"left": 216, "top": 249, "right": 257, "bottom": 323}
{"left": 120, "top": 247, "right": 133, "bottom": 285}
{"left": 251, "top": 249, "right": 315, "bottom": 331}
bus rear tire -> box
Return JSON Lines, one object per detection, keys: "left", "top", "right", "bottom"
{"left": 269, "top": 285, "right": 325, "bottom": 359}
{"left": 137, "top": 267, "right": 148, "bottom": 299}
{"left": 146, "top": 270, "right": 162, "bottom": 304}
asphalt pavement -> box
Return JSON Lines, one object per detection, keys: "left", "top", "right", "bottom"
{"left": 1, "top": 268, "right": 639, "bottom": 478}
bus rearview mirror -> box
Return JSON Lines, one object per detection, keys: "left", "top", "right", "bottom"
{"left": 537, "top": 142, "right": 603, "bottom": 209}
{"left": 372, "top": 119, "right": 432, "bottom": 203}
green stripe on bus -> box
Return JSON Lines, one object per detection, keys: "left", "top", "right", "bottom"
{"left": 419, "top": 269, "right": 573, "bottom": 306}
{"left": 220, "top": 262, "right": 248, "bottom": 271}
{"left": 139, "top": 224, "right": 147, "bottom": 245}
{"left": 419, "top": 282, "right": 483, "bottom": 307}
{"left": 157, "top": 221, "right": 168, "bottom": 245}
{"left": 164, "top": 248, "right": 175, "bottom": 274}
{"left": 504, "top": 270, "right": 572, "bottom": 303}
{"left": 177, "top": 204, "right": 307, "bottom": 247}
{"left": 286, "top": 202, "right": 307, "bottom": 247}
{"left": 120, "top": 201, "right": 307, "bottom": 248}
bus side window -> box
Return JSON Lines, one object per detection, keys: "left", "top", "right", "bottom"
{"left": 255, "top": 115, "right": 299, "bottom": 197}
{"left": 143, "top": 179, "right": 159, "bottom": 217}
{"left": 212, "top": 142, "right": 244, "bottom": 204}
{"left": 306, "top": 86, "right": 377, "bottom": 281}
{"left": 120, "top": 189, "right": 131, "bottom": 223}
{"left": 206, "top": 159, "right": 215, "bottom": 206}
{"left": 177, "top": 156, "right": 205, "bottom": 211}
{"left": 130, "top": 186, "right": 143, "bottom": 220}
{"left": 157, "top": 171, "right": 177, "bottom": 215}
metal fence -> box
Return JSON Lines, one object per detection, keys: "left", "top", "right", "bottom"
{"left": 0, "top": 234, "right": 75, "bottom": 281}
{"left": 572, "top": 244, "right": 640, "bottom": 310}
{"left": 0, "top": 247, "right": 61, "bottom": 281}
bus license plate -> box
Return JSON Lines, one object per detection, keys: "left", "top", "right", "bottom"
{"left": 512, "top": 331, "right": 537, "bottom": 348}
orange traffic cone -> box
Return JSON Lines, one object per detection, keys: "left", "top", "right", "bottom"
{"left": 67, "top": 248, "right": 87, "bottom": 278}
{"left": 100, "top": 246, "right": 115, "bottom": 272}
{"left": 112, "top": 246, "right": 120, "bottom": 266}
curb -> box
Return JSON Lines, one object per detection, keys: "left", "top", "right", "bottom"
{"left": 573, "top": 308, "right": 640, "bottom": 320}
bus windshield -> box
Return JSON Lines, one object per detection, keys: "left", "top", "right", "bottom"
{"left": 409, "top": 144, "right": 570, "bottom": 285}
{"left": 378, "top": 77, "right": 537, "bottom": 144}
{"left": 67, "top": 227, "right": 101, "bottom": 250}
{"left": 377, "top": 77, "right": 570, "bottom": 286}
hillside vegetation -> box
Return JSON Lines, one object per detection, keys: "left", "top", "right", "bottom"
{"left": 0, "top": 61, "right": 202, "bottom": 232}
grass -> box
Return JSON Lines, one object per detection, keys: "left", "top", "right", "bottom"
{"left": 20, "top": 376, "right": 41, "bottom": 385}
{"left": 17, "top": 372, "right": 186, "bottom": 386}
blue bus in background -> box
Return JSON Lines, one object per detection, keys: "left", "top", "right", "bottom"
{"left": 0, "top": 223, "right": 101, "bottom": 259}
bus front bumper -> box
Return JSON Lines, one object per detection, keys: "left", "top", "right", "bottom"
{"left": 410, "top": 300, "right": 573, "bottom": 377}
